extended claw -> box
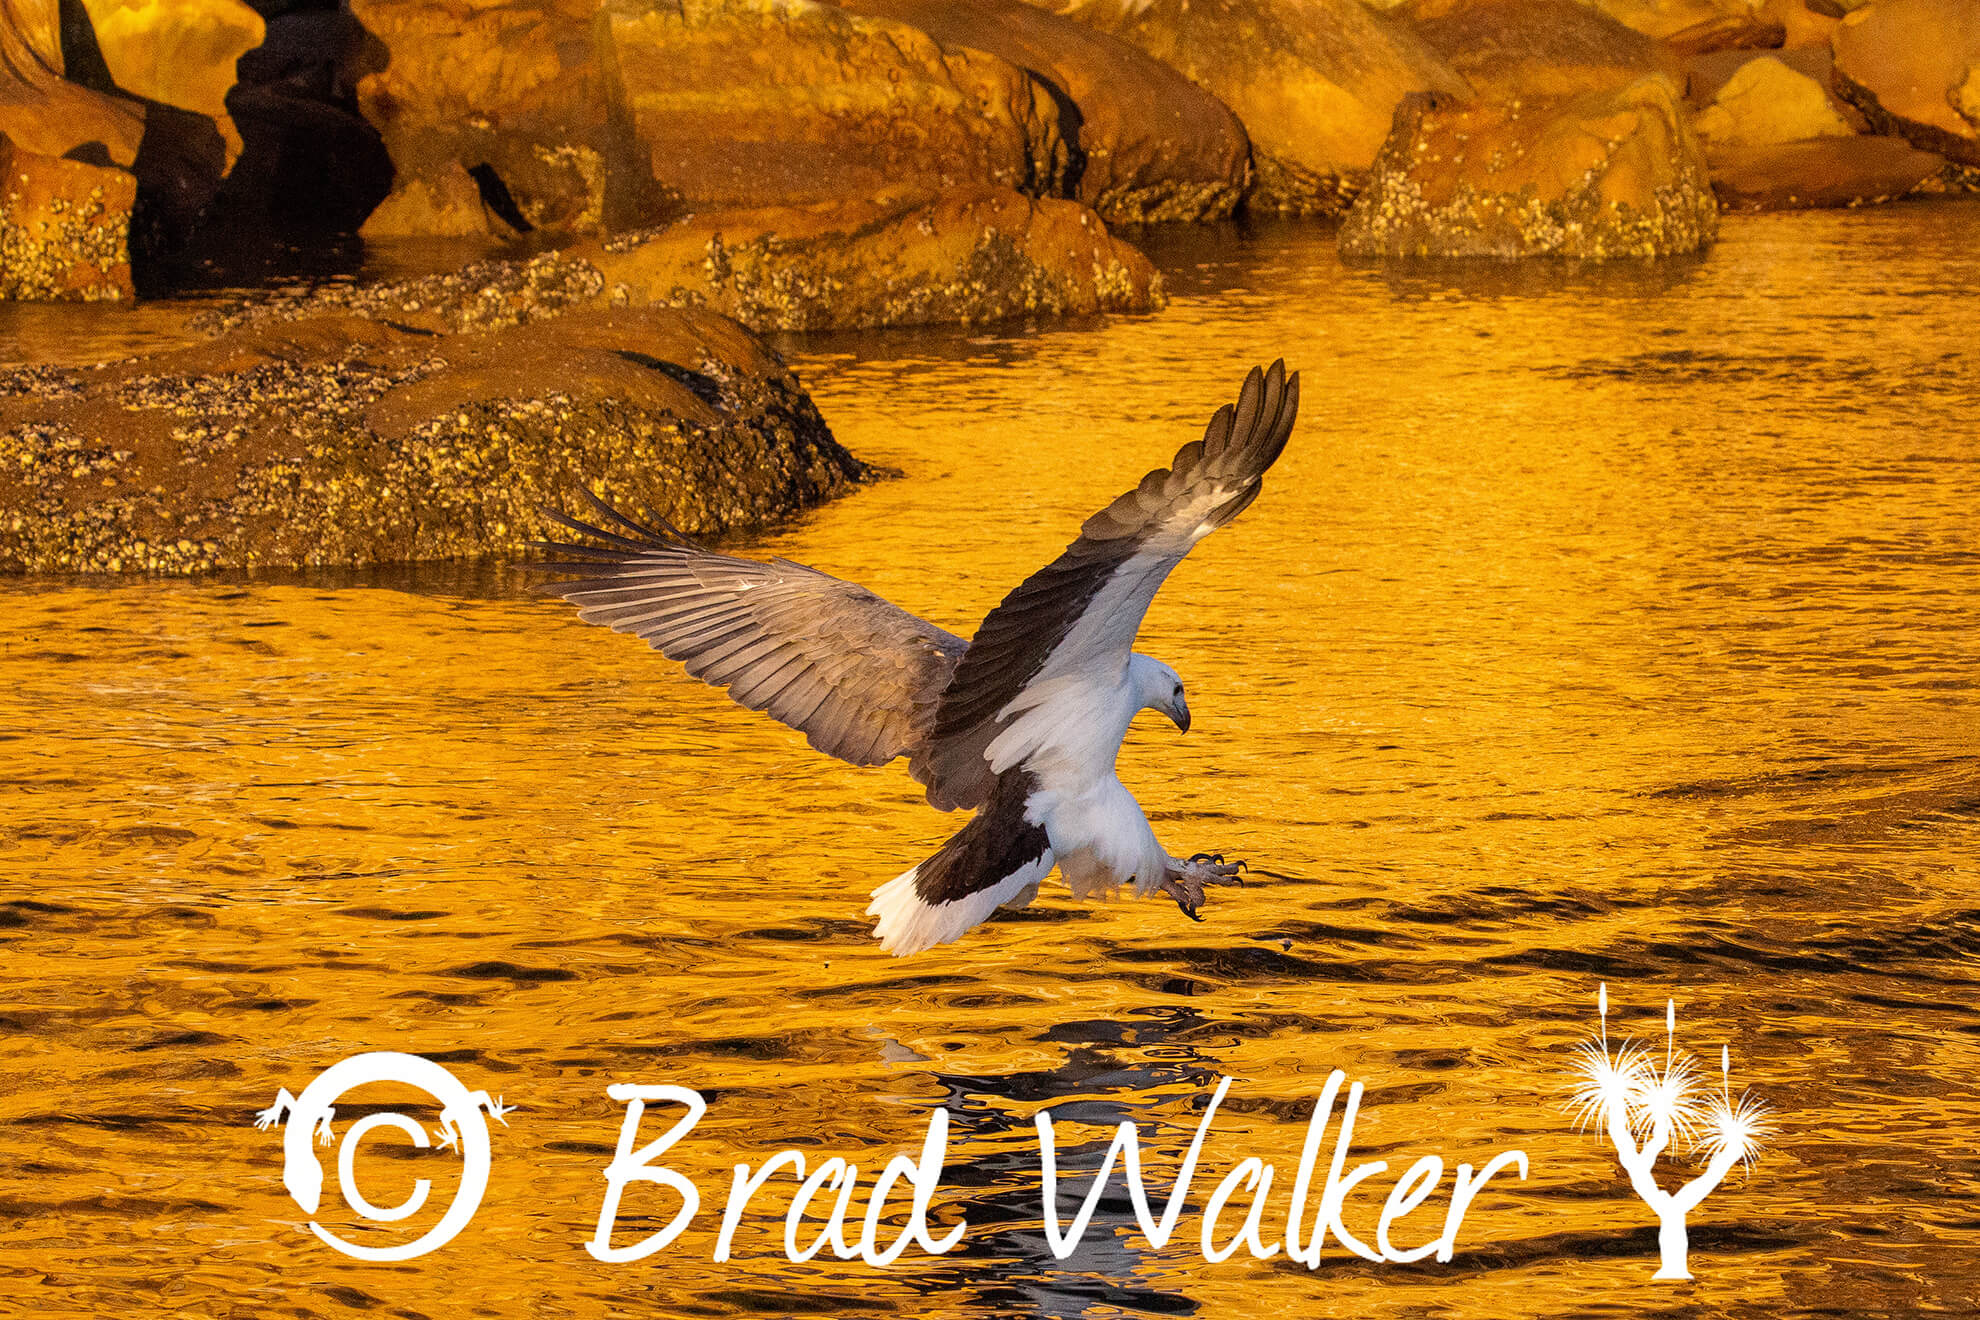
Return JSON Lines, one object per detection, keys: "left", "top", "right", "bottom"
{"left": 486, "top": 1094, "right": 514, "bottom": 1126}
{"left": 434, "top": 1121, "right": 460, "bottom": 1153}
{"left": 252, "top": 1106, "right": 283, "bottom": 1132}
{"left": 314, "top": 1114, "right": 335, "bottom": 1146}
{"left": 1159, "top": 853, "right": 1249, "bottom": 921}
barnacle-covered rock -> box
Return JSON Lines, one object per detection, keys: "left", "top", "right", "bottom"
{"left": 0, "top": 0, "right": 144, "bottom": 299}
{"left": 1339, "top": 76, "right": 1719, "bottom": 259}
{"left": 0, "top": 307, "right": 868, "bottom": 574}
{"left": 201, "top": 187, "right": 1161, "bottom": 335}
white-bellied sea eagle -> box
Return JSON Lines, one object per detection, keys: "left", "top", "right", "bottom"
{"left": 536, "top": 360, "right": 1300, "bottom": 955}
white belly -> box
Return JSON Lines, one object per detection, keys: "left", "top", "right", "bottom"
{"left": 1038, "top": 774, "right": 1166, "bottom": 899}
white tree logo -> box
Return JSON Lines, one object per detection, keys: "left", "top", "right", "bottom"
{"left": 1565, "top": 984, "right": 1774, "bottom": 1280}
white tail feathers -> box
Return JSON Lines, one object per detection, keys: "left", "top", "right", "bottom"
{"left": 866, "top": 855, "right": 1052, "bottom": 957}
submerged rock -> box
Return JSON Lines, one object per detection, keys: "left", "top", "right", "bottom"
{"left": 202, "top": 187, "right": 1162, "bottom": 335}
{"left": 1039, "top": 0, "right": 1468, "bottom": 214}
{"left": 834, "top": 0, "right": 1249, "bottom": 222}
{"left": 1339, "top": 76, "right": 1719, "bottom": 258}
{"left": 0, "top": 307, "right": 868, "bottom": 574}
{"left": 1831, "top": 0, "right": 1980, "bottom": 167}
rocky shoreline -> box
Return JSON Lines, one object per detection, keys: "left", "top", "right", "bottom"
{"left": 2, "top": 0, "right": 1976, "bottom": 574}
{"left": 0, "top": 306, "right": 866, "bottom": 573}
{"left": 6, "top": 0, "right": 1976, "bottom": 308}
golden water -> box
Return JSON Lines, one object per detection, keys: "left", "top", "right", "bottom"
{"left": 3, "top": 207, "right": 1979, "bottom": 1317}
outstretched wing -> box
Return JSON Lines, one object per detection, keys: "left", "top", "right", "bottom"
{"left": 918, "top": 360, "right": 1299, "bottom": 803}
{"left": 533, "top": 495, "right": 968, "bottom": 776}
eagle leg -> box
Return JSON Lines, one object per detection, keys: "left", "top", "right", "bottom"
{"left": 1159, "top": 854, "right": 1247, "bottom": 920}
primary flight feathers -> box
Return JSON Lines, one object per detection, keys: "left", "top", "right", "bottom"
{"left": 535, "top": 360, "right": 1301, "bottom": 953}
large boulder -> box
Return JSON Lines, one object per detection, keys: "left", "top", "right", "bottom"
{"left": 1407, "top": 0, "right": 1681, "bottom": 99}
{"left": 606, "top": 0, "right": 1067, "bottom": 210}
{"left": 1036, "top": 0, "right": 1469, "bottom": 214}
{"left": 834, "top": 0, "right": 1249, "bottom": 222}
{"left": 0, "top": 307, "right": 867, "bottom": 573}
{"left": 1831, "top": 0, "right": 1980, "bottom": 166}
{"left": 201, "top": 187, "right": 1162, "bottom": 334}
{"left": 0, "top": 0, "right": 144, "bottom": 299}
{"left": 1693, "top": 53, "right": 1858, "bottom": 145}
{"left": 1339, "top": 76, "right": 1719, "bottom": 258}
{"left": 349, "top": 0, "right": 655, "bottom": 239}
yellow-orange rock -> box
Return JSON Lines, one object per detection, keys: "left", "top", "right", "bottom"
{"left": 1036, "top": 0, "right": 1468, "bottom": 213}
{"left": 1340, "top": 76, "right": 1719, "bottom": 258}
{"left": 0, "top": 306, "right": 866, "bottom": 573}
{"left": 1832, "top": 0, "right": 1980, "bottom": 166}
{"left": 1407, "top": 0, "right": 1681, "bottom": 99}
{"left": 607, "top": 0, "right": 1066, "bottom": 210}
{"left": 1575, "top": 0, "right": 1783, "bottom": 52}
{"left": 0, "top": 0, "right": 143, "bottom": 299}
{"left": 581, "top": 188, "right": 1160, "bottom": 329}
{"left": 834, "top": 0, "right": 1249, "bottom": 222}
{"left": 206, "top": 187, "right": 1160, "bottom": 334}
{"left": 76, "top": 0, "right": 263, "bottom": 161}
{"left": 1693, "top": 54, "right": 1857, "bottom": 146}
{"left": 1708, "top": 134, "right": 1945, "bottom": 208}
{"left": 0, "top": 133, "right": 136, "bottom": 299}
{"left": 349, "top": 0, "right": 651, "bottom": 239}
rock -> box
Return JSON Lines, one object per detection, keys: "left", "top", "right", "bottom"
{"left": 607, "top": 0, "right": 1067, "bottom": 209}
{"left": 1407, "top": 0, "right": 1681, "bottom": 100}
{"left": 1038, "top": 0, "right": 1469, "bottom": 214}
{"left": 1339, "top": 76, "right": 1719, "bottom": 258}
{"left": 0, "top": 0, "right": 144, "bottom": 299}
{"left": 348, "top": 0, "right": 657, "bottom": 239}
{"left": 1708, "top": 133, "right": 1946, "bottom": 207}
{"left": 0, "top": 0, "right": 146, "bottom": 169}
{"left": 1573, "top": 0, "right": 1783, "bottom": 51}
{"left": 1693, "top": 54, "right": 1858, "bottom": 145}
{"left": 1758, "top": 0, "right": 1840, "bottom": 48}
{"left": 76, "top": 0, "right": 264, "bottom": 162}
{"left": 584, "top": 188, "right": 1161, "bottom": 329}
{"left": 1831, "top": 0, "right": 1980, "bottom": 167}
{"left": 201, "top": 187, "right": 1162, "bottom": 335}
{"left": 0, "top": 133, "right": 137, "bottom": 299}
{"left": 833, "top": 0, "right": 1249, "bottom": 222}
{"left": 0, "top": 306, "right": 868, "bottom": 574}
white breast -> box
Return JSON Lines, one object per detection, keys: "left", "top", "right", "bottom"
{"left": 982, "top": 670, "right": 1166, "bottom": 898}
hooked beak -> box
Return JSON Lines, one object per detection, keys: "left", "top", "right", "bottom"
{"left": 1170, "top": 700, "right": 1191, "bottom": 735}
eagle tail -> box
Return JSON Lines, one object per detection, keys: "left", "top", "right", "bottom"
{"left": 866, "top": 772, "right": 1053, "bottom": 956}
